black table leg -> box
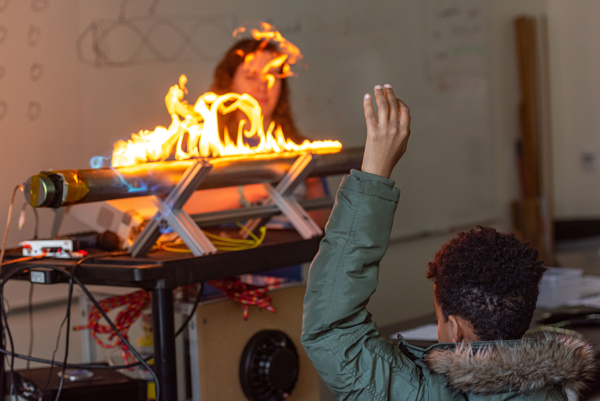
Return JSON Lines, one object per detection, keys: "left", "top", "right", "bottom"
{"left": 152, "top": 287, "right": 178, "bottom": 401}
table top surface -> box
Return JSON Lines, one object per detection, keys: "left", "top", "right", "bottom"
{"left": 1, "top": 230, "right": 322, "bottom": 289}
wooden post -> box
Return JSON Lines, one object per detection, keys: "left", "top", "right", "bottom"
{"left": 513, "top": 16, "right": 554, "bottom": 262}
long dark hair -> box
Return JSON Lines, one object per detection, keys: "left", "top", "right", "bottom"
{"left": 210, "top": 39, "right": 304, "bottom": 142}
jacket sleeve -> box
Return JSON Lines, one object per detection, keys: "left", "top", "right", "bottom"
{"left": 302, "top": 170, "right": 424, "bottom": 401}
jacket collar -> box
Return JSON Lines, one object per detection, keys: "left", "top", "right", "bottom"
{"left": 418, "top": 334, "right": 597, "bottom": 395}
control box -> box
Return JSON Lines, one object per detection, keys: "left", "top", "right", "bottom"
{"left": 21, "top": 239, "right": 76, "bottom": 258}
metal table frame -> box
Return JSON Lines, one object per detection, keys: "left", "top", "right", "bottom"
{"left": 0, "top": 232, "right": 322, "bottom": 401}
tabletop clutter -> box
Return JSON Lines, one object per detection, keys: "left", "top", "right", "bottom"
{"left": 537, "top": 267, "right": 600, "bottom": 309}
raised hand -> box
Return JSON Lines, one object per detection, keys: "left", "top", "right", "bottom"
{"left": 361, "top": 84, "right": 411, "bottom": 179}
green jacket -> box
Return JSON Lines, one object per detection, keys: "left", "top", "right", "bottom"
{"left": 302, "top": 170, "right": 596, "bottom": 401}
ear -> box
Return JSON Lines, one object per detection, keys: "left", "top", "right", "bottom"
{"left": 447, "top": 315, "right": 464, "bottom": 342}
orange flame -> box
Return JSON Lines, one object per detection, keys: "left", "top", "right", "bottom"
{"left": 111, "top": 75, "right": 341, "bottom": 168}
{"left": 233, "top": 22, "right": 302, "bottom": 89}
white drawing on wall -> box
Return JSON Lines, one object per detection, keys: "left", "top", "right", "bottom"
{"left": 31, "top": 0, "right": 49, "bottom": 13}
{"left": 0, "top": 26, "right": 7, "bottom": 45}
{"left": 28, "top": 24, "right": 41, "bottom": 47}
{"left": 76, "top": 0, "right": 235, "bottom": 68}
{"left": 0, "top": 101, "right": 7, "bottom": 121}
{"left": 426, "top": 0, "right": 489, "bottom": 79}
{"left": 27, "top": 101, "right": 41, "bottom": 122}
{"left": 29, "top": 62, "right": 44, "bottom": 82}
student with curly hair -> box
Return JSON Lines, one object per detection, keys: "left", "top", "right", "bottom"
{"left": 302, "top": 84, "right": 597, "bottom": 400}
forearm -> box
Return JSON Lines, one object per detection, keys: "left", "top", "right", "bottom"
{"left": 302, "top": 169, "right": 400, "bottom": 341}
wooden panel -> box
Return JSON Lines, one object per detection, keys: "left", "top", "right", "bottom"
{"left": 195, "top": 284, "right": 319, "bottom": 400}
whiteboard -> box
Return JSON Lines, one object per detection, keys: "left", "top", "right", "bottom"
{"left": 0, "top": 0, "right": 497, "bottom": 246}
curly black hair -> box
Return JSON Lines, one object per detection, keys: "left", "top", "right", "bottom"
{"left": 426, "top": 226, "right": 546, "bottom": 341}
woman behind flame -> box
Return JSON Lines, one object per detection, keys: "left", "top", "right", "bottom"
{"left": 205, "top": 38, "right": 329, "bottom": 225}
{"left": 210, "top": 38, "right": 303, "bottom": 146}
{"left": 189, "top": 38, "right": 330, "bottom": 297}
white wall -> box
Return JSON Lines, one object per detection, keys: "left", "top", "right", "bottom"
{"left": 547, "top": 0, "right": 600, "bottom": 219}
{"left": 369, "top": 0, "right": 549, "bottom": 328}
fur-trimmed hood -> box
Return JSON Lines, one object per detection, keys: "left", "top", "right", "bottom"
{"left": 424, "top": 335, "right": 597, "bottom": 395}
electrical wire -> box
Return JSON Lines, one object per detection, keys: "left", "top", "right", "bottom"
{"left": 0, "top": 264, "right": 202, "bottom": 372}
{"left": 0, "top": 185, "right": 23, "bottom": 270}
{"left": 161, "top": 223, "right": 266, "bottom": 253}
{"left": 54, "top": 276, "right": 74, "bottom": 401}
{"left": 44, "top": 311, "right": 67, "bottom": 390}
{"left": 1, "top": 293, "right": 16, "bottom": 396}
{"left": 175, "top": 282, "right": 203, "bottom": 338}
{"left": 0, "top": 264, "right": 161, "bottom": 401}
{"left": 0, "top": 262, "right": 206, "bottom": 399}
{"left": 0, "top": 282, "right": 205, "bottom": 375}
{"left": 0, "top": 347, "right": 150, "bottom": 370}
{"left": 0, "top": 213, "right": 257, "bottom": 398}
{"left": 0, "top": 296, "right": 5, "bottom": 394}
{"left": 26, "top": 283, "right": 34, "bottom": 370}
{"left": 75, "top": 289, "right": 150, "bottom": 364}
{"left": 1, "top": 254, "right": 47, "bottom": 267}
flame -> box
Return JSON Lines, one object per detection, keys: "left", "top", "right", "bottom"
{"left": 233, "top": 22, "right": 302, "bottom": 89}
{"left": 110, "top": 75, "right": 341, "bottom": 168}
{"left": 110, "top": 24, "right": 339, "bottom": 168}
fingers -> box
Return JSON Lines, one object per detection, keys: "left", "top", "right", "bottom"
{"left": 365, "top": 83, "right": 408, "bottom": 131}
{"left": 374, "top": 85, "right": 389, "bottom": 123}
{"left": 398, "top": 98, "right": 411, "bottom": 134}
{"left": 363, "top": 93, "right": 376, "bottom": 133}
{"left": 384, "top": 84, "right": 398, "bottom": 123}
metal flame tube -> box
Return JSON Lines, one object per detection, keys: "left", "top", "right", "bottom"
{"left": 24, "top": 148, "right": 364, "bottom": 208}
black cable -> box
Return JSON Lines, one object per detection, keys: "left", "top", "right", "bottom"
{"left": 0, "top": 294, "right": 4, "bottom": 390}
{"left": 0, "top": 264, "right": 161, "bottom": 401}
{"left": 175, "top": 282, "right": 203, "bottom": 338}
{"left": 43, "top": 312, "right": 67, "bottom": 390}
{"left": 54, "top": 276, "right": 74, "bottom": 401}
{"left": 61, "top": 267, "right": 162, "bottom": 400}
{"left": 72, "top": 252, "right": 202, "bottom": 340}
{"left": 0, "top": 282, "right": 204, "bottom": 370}
{"left": 0, "top": 347, "right": 151, "bottom": 370}
{"left": 1, "top": 292, "right": 16, "bottom": 396}
{"left": 0, "top": 259, "right": 205, "bottom": 400}
{"left": 26, "top": 283, "right": 34, "bottom": 370}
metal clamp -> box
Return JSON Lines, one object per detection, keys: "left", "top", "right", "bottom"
{"left": 131, "top": 159, "right": 216, "bottom": 257}
{"left": 244, "top": 152, "right": 323, "bottom": 240}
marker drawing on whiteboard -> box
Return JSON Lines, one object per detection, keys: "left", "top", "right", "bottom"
{"left": 76, "top": 0, "right": 234, "bottom": 68}
{"left": 0, "top": 101, "right": 7, "bottom": 121}
{"left": 28, "top": 25, "right": 41, "bottom": 47}
{"left": 0, "top": 26, "right": 7, "bottom": 45}
{"left": 27, "top": 101, "right": 42, "bottom": 122}
{"left": 29, "top": 62, "right": 44, "bottom": 82}
{"left": 31, "top": 0, "right": 49, "bottom": 12}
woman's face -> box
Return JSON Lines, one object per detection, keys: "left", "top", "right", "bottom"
{"left": 231, "top": 50, "right": 283, "bottom": 121}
